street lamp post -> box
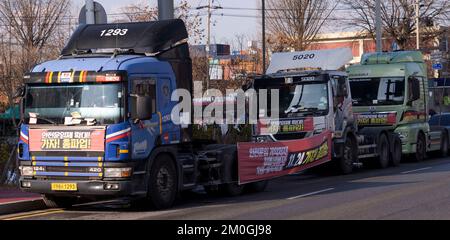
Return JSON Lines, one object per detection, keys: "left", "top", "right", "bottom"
{"left": 158, "top": 0, "right": 174, "bottom": 20}
{"left": 416, "top": 0, "right": 420, "bottom": 50}
{"left": 375, "top": 0, "right": 382, "bottom": 52}
{"left": 262, "top": 0, "right": 266, "bottom": 74}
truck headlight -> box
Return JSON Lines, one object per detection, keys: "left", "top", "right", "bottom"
{"left": 19, "top": 166, "right": 34, "bottom": 176}
{"left": 104, "top": 168, "right": 132, "bottom": 178}
{"left": 398, "top": 132, "right": 408, "bottom": 139}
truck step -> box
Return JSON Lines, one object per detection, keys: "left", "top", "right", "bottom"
{"left": 358, "top": 153, "right": 378, "bottom": 159}
{"left": 353, "top": 162, "right": 364, "bottom": 168}
{"left": 358, "top": 144, "right": 377, "bottom": 149}
{"left": 199, "top": 163, "right": 222, "bottom": 169}
{"left": 182, "top": 164, "right": 195, "bottom": 169}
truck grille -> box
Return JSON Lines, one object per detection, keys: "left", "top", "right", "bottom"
{"left": 31, "top": 151, "right": 104, "bottom": 158}
{"left": 273, "top": 132, "right": 308, "bottom": 141}
{"left": 46, "top": 166, "right": 91, "bottom": 173}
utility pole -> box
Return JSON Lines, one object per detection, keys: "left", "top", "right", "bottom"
{"left": 207, "top": 0, "right": 211, "bottom": 89}
{"left": 262, "top": 0, "right": 266, "bottom": 74}
{"left": 416, "top": 0, "right": 420, "bottom": 50}
{"left": 197, "top": 1, "right": 222, "bottom": 89}
{"left": 158, "top": 0, "right": 174, "bottom": 20}
{"left": 375, "top": 0, "right": 382, "bottom": 52}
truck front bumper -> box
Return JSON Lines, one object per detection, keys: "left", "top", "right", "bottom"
{"left": 19, "top": 178, "right": 141, "bottom": 197}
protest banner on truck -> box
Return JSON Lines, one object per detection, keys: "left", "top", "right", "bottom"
{"left": 238, "top": 130, "right": 332, "bottom": 184}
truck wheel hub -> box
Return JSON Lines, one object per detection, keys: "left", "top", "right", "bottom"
{"left": 156, "top": 167, "right": 173, "bottom": 197}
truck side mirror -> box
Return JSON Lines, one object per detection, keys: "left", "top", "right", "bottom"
{"left": 130, "top": 94, "right": 153, "bottom": 121}
{"left": 408, "top": 77, "right": 421, "bottom": 104}
{"left": 336, "top": 77, "right": 348, "bottom": 98}
{"left": 14, "top": 86, "right": 25, "bottom": 99}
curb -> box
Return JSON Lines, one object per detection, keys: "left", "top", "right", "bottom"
{"left": 0, "top": 198, "right": 46, "bottom": 216}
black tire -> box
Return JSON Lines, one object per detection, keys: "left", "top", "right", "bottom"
{"left": 339, "top": 136, "right": 356, "bottom": 174}
{"left": 146, "top": 154, "right": 178, "bottom": 210}
{"left": 412, "top": 133, "right": 426, "bottom": 162}
{"left": 377, "top": 134, "right": 390, "bottom": 168}
{"left": 43, "top": 195, "right": 76, "bottom": 208}
{"left": 391, "top": 136, "right": 402, "bottom": 167}
{"left": 440, "top": 131, "right": 449, "bottom": 157}
{"left": 245, "top": 180, "right": 269, "bottom": 193}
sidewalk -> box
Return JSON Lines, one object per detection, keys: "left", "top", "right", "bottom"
{"left": 0, "top": 186, "right": 45, "bottom": 216}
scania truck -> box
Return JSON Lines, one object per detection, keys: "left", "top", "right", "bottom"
{"left": 16, "top": 20, "right": 277, "bottom": 209}
{"left": 347, "top": 51, "right": 445, "bottom": 165}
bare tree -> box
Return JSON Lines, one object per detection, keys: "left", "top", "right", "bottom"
{"left": 0, "top": 0, "right": 70, "bottom": 71}
{"left": 0, "top": 38, "right": 20, "bottom": 120}
{"left": 117, "top": 0, "right": 204, "bottom": 44}
{"left": 0, "top": 0, "right": 70, "bottom": 126}
{"left": 265, "top": 0, "right": 339, "bottom": 51}
{"left": 342, "top": 0, "right": 450, "bottom": 49}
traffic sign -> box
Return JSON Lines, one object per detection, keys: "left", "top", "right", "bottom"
{"left": 432, "top": 63, "right": 443, "bottom": 70}
{"left": 79, "top": 1, "right": 107, "bottom": 25}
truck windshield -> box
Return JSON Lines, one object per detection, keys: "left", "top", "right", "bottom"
{"left": 350, "top": 77, "right": 405, "bottom": 106}
{"left": 260, "top": 83, "right": 329, "bottom": 118}
{"left": 24, "top": 83, "right": 124, "bottom": 125}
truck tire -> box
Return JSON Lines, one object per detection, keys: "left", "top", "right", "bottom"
{"left": 245, "top": 180, "right": 269, "bottom": 193}
{"left": 391, "top": 136, "right": 402, "bottom": 167}
{"left": 440, "top": 131, "right": 449, "bottom": 157}
{"left": 377, "top": 134, "right": 390, "bottom": 168}
{"left": 147, "top": 154, "right": 178, "bottom": 210}
{"left": 43, "top": 195, "right": 76, "bottom": 208}
{"left": 412, "top": 133, "right": 426, "bottom": 162}
{"left": 339, "top": 137, "right": 356, "bottom": 174}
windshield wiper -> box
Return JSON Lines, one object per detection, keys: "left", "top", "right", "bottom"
{"left": 27, "top": 116, "right": 57, "bottom": 125}
{"left": 286, "top": 106, "right": 325, "bottom": 115}
{"left": 285, "top": 104, "right": 303, "bottom": 114}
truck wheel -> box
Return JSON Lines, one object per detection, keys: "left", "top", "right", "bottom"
{"left": 377, "top": 134, "right": 390, "bottom": 168}
{"left": 339, "top": 137, "right": 355, "bottom": 174}
{"left": 43, "top": 195, "right": 76, "bottom": 208}
{"left": 147, "top": 155, "right": 178, "bottom": 210}
{"left": 440, "top": 132, "right": 448, "bottom": 157}
{"left": 245, "top": 180, "right": 269, "bottom": 193}
{"left": 412, "top": 133, "right": 426, "bottom": 162}
{"left": 391, "top": 137, "right": 402, "bottom": 167}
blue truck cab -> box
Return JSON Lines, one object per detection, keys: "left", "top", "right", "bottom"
{"left": 17, "top": 20, "right": 247, "bottom": 209}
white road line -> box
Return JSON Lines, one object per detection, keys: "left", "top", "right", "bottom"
{"left": 287, "top": 188, "right": 335, "bottom": 200}
{"left": 401, "top": 167, "right": 432, "bottom": 174}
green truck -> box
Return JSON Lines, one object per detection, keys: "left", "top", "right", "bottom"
{"left": 347, "top": 51, "right": 446, "bottom": 166}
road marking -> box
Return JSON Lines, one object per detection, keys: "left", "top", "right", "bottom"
{"left": 401, "top": 167, "right": 432, "bottom": 174}
{"left": 287, "top": 188, "right": 335, "bottom": 200}
{"left": 1, "top": 209, "right": 64, "bottom": 220}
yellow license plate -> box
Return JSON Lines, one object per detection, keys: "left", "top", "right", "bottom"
{"left": 51, "top": 183, "right": 77, "bottom": 191}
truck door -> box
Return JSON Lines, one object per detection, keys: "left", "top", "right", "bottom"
{"left": 129, "top": 77, "right": 159, "bottom": 160}
{"left": 156, "top": 77, "right": 181, "bottom": 145}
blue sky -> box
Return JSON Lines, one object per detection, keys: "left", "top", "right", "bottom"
{"left": 71, "top": 0, "right": 260, "bottom": 47}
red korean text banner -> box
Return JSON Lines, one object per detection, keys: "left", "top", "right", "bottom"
{"left": 237, "top": 130, "right": 332, "bottom": 184}
{"left": 29, "top": 129, "right": 105, "bottom": 152}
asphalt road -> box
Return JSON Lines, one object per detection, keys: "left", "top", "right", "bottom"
{"left": 3, "top": 156, "right": 450, "bottom": 220}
